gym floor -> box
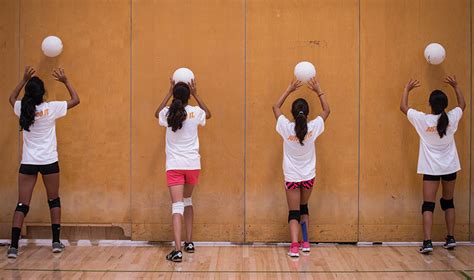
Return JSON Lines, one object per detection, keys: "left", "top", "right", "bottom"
{"left": 1, "top": 241, "right": 473, "bottom": 279}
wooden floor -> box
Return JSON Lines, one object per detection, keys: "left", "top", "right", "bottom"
{"left": 1, "top": 243, "right": 474, "bottom": 279}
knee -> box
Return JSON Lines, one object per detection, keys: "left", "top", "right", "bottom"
{"left": 440, "top": 198, "right": 454, "bottom": 211}
{"left": 421, "top": 201, "right": 435, "bottom": 214}
{"left": 288, "top": 210, "right": 300, "bottom": 223}
{"left": 15, "top": 203, "right": 30, "bottom": 217}
{"left": 48, "top": 197, "right": 61, "bottom": 209}
{"left": 172, "top": 201, "right": 185, "bottom": 216}
{"left": 300, "top": 204, "right": 309, "bottom": 216}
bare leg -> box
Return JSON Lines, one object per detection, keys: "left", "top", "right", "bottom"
{"left": 300, "top": 187, "right": 313, "bottom": 240}
{"left": 42, "top": 173, "right": 60, "bottom": 224}
{"left": 183, "top": 184, "right": 195, "bottom": 243}
{"left": 422, "top": 180, "right": 439, "bottom": 240}
{"left": 12, "top": 174, "right": 38, "bottom": 228}
{"left": 169, "top": 185, "right": 184, "bottom": 251}
{"left": 285, "top": 188, "right": 301, "bottom": 243}
{"left": 441, "top": 180, "right": 456, "bottom": 236}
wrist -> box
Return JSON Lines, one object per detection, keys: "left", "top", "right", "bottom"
{"left": 317, "top": 92, "right": 325, "bottom": 97}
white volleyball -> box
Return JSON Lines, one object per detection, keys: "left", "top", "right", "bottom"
{"left": 424, "top": 43, "right": 446, "bottom": 65}
{"left": 294, "top": 61, "right": 316, "bottom": 83}
{"left": 172, "top": 68, "right": 195, "bottom": 84}
{"left": 41, "top": 36, "right": 63, "bottom": 57}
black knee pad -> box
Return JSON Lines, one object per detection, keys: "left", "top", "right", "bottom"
{"left": 48, "top": 197, "right": 61, "bottom": 209}
{"left": 15, "top": 203, "right": 30, "bottom": 217}
{"left": 421, "top": 201, "right": 435, "bottom": 213}
{"left": 288, "top": 210, "right": 300, "bottom": 223}
{"left": 300, "top": 204, "right": 309, "bottom": 216}
{"left": 440, "top": 198, "right": 454, "bottom": 211}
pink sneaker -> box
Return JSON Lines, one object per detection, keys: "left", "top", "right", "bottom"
{"left": 299, "top": 241, "right": 310, "bottom": 252}
{"left": 288, "top": 242, "right": 300, "bottom": 257}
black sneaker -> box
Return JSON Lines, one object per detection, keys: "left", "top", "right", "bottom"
{"left": 184, "top": 242, "right": 195, "bottom": 253}
{"left": 443, "top": 235, "right": 456, "bottom": 250}
{"left": 419, "top": 240, "right": 433, "bottom": 254}
{"left": 7, "top": 247, "right": 18, "bottom": 259}
{"left": 166, "top": 250, "right": 183, "bottom": 262}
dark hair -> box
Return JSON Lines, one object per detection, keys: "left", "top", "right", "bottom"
{"left": 429, "top": 90, "right": 449, "bottom": 138}
{"left": 291, "top": 98, "right": 309, "bottom": 145}
{"left": 167, "top": 82, "right": 191, "bottom": 132}
{"left": 20, "top": 77, "right": 45, "bottom": 131}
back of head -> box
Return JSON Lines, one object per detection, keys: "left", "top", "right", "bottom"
{"left": 429, "top": 90, "right": 449, "bottom": 138}
{"left": 167, "top": 82, "right": 191, "bottom": 132}
{"left": 20, "top": 77, "right": 45, "bottom": 131}
{"left": 291, "top": 98, "right": 309, "bottom": 145}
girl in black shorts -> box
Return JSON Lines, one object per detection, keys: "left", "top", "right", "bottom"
{"left": 400, "top": 75, "right": 466, "bottom": 254}
{"left": 7, "top": 66, "right": 80, "bottom": 258}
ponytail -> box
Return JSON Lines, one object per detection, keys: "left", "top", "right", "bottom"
{"left": 167, "top": 82, "right": 190, "bottom": 132}
{"left": 291, "top": 98, "right": 309, "bottom": 146}
{"left": 429, "top": 90, "right": 449, "bottom": 138}
{"left": 167, "top": 98, "right": 187, "bottom": 132}
{"left": 437, "top": 111, "right": 449, "bottom": 138}
{"left": 295, "top": 112, "right": 308, "bottom": 145}
{"left": 19, "top": 77, "right": 45, "bottom": 131}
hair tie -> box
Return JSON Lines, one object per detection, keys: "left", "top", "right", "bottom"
{"left": 298, "top": 111, "right": 304, "bottom": 116}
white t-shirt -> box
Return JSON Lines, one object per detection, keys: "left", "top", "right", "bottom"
{"left": 159, "top": 105, "right": 206, "bottom": 170}
{"left": 407, "top": 107, "right": 463, "bottom": 175}
{"left": 276, "top": 115, "right": 325, "bottom": 182}
{"left": 14, "top": 101, "right": 68, "bottom": 165}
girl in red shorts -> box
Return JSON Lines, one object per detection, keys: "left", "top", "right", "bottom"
{"left": 155, "top": 78, "right": 211, "bottom": 262}
{"left": 272, "top": 78, "right": 330, "bottom": 257}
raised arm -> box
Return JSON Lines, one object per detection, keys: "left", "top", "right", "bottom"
{"left": 155, "top": 78, "right": 174, "bottom": 119}
{"left": 272, "top": 79, "right": 302, "bottom": 120}
{"left": 307, "top": 78, "right": 330, "bottom": 121}
{"left": 9, "top": 66, "right": 35, "bottom": 108}
{"left": 188, "top": 79, "right": 211, "bottom": 119}
{"left": 445, "top": 75, "right": 466, "bottom": 111}
{"left": 52, "top": 68, "right": 80, "bottom": 109}
{"left": 400, "top": 79, "right": 420, "bottom": 115}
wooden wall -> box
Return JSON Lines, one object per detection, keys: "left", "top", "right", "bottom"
{"left": 0, "top": 0, "right": 472, "bottom": 242}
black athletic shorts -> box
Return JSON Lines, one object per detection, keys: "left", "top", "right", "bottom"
{"left": 19, "top": 161, "right": 60, "bottom": 175}
{"left": 423, "top": 172, "right": 457, "bottom": 182}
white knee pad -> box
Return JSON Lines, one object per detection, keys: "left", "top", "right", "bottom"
{"left": 172, "top": 202, "right": 184, "bottom": 215}
{"left": 183, "top": 197, "right": 193, "bottom": 207}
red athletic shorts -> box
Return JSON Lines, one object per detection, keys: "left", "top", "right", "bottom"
{"left": 285, "top": 178, "right": 315, "bottom": 190}
{"left": 166, "top": 170, "right": 200, "bottom": 187}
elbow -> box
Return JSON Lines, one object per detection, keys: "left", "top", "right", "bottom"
{"left": 206, "top": 112, "right": 212, "bottom": 119}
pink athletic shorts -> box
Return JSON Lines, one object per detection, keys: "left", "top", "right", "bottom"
{"left": 285, "top": 178, "right": 315, "bottom": 190}
{"left": 166, "top": 170, "right": 200, "bottom": 187}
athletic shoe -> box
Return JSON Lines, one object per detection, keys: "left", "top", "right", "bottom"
{"left": 288, "top": 242, "right": 299, "bottom": 257}
{"left": 7, "top": 247, "right": 18, "bottom": 259}
{"left": 419, "top": 240, "right": 433, "bottom": 254}
{"left": 299, "top": 241, "right": 311, "bottom": 252}
{"left": 443, "top": 236, "right": 456, "bottom": 249}
{"left": 184, "top": 242, "right": 195, "bottom": 253}
{"left": 52, "top": 242, "right": 65, "bottom": 253}
{"left": 166, "top": 250, "right": 183, "bottom": 262}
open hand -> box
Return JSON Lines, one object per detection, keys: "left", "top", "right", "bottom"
{"left": 286, "top": 79, "right": 302, "bottom": 94}
{"left": 404, "top": 79, "right": 420, "bottom": 93}
{"left": 23, "top": 66, "right": 35, "bottom": 82}
{"left": 188, "top": 79, "right": 197, "bottom": 96}
{"left": 444, "top": 75, "right": 458, "bottom": 88}
{"left": 307, "top": 77, "right": 322, "bottom": 94}
{"left": 52, "top": 68, "right": 68, "bottom": 84}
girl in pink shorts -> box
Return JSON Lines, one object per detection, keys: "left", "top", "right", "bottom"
{"left": 155, "top": 78, "right": 211, "bottom": 262}
{"left": 273, "top": 78, "right": 330, "bottom": 258}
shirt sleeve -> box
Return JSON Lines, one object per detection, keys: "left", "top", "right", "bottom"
{"left": 407, "top": 108, "right": 425, "bottom": 128}
{"left": 448, "top": 107, "right": 463, "bottom": 124}
{"left": 158, "top": 107, "right": 169, "bottom": 127}
{"left": 196, "top": 107, "right": 206, "bottom": 127}
{"left": 13, "top": 101, "right": 21, "bottom": 117}
{"left": 276, "top": 115, "right": 290, "bottom": 138}
{"left": 310, "top": 116, "right": 325, "bottom": 139}
{"left": 49, "top": 101, "right": 68, "bottom": 119}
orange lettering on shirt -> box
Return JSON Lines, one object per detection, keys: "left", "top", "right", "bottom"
{"left": 188, "top": 112, "right": 195, "bottom": 119}
{"left": 287, "top": 131, "right": 314, "bottom": 142}
{"left": 35, "top": 109, "right": 49, "bottom": 117}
